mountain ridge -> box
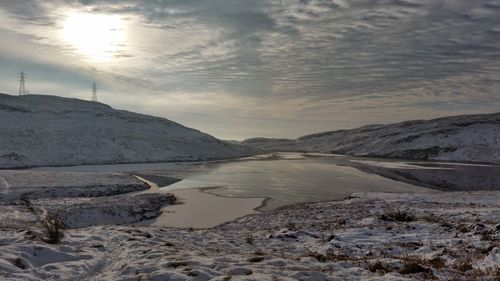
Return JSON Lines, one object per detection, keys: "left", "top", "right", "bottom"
{"left": 0, "top": 93, "right": 254, "bottom": 168}
{"left": 241, "top": 112, "right": 500, "bottom": 164}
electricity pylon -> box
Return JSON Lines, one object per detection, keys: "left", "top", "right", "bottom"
{"left": 91, "top": 82, "right": 98, "bottom": 102}
{"left": 18, "top": 72, "right": 27, "bottom": 95}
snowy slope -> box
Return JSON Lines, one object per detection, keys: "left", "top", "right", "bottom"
{"left": 242, "top": 112, "right": 500, "bottom": 164}
{"left": 0, "top": 94, "right": 254, "bottom": 168}
{"left": 0, "top": 170, "right": 149, "bottom": 202}
{"left": 1, "top": 191, "right": 498, "bottom": 280}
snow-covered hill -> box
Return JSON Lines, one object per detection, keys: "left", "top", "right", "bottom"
{"left": 0, "top": 94, "right": 254, "bottom": 168}
{"left": 242, "top": 113, "right": 500, "bottom": 164}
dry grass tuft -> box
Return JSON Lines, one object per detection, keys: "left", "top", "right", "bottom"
{"left": 247, "top": 256, "right": 265, "bottom": 263}
{"left": 450, "top": 266, "right": 500, "bottom": 281}
{"left": 245, "top": 234, "right": 254, "bottom": 245}
{"left": 380, "top": 209, "right": 414, "bottom": 222}
{"left": 368, "top": 260, "right": 390, "bottom": 273}
{"left": 428, "top": 256, "right": 446, "bottom": 269}
{"left": 41, "top": 215, "right": 64, "bottom": 244}
{"left": 453, "top": 259, "right": 473, "bottom": 272}
{"left": 422, "top": 213, "right": 454, "bottom": 229}
{"left": 398, "top": 254, "right": 436, "bottom": 278}
{"left": 305, "top": 250, "right": 353, "bottom": 263}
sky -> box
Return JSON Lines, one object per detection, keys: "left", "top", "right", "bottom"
{"left": 0, "top": 0, "right": 499, "bottom": 140}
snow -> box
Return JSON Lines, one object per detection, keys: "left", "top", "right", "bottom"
{"left": 0, "top": 94, "right": 255, "bottom": 169}
{"left": 0, "top": 95, "right": 499, "bottom": 280}
{"left": 417, "top": 161, "right": 495, "bottom": 167}
{"left": 0, "top": 170, "right": 150, "bottom": 202}
{"left": 0, "top": 170, "right": 175, "bottom": 228}
{"left": 349, "top": 160, "right": 452, "bottom": 170}
{"left": 31, "top": 193, "right": 175, "bottom": 228}
{"left": 0, "top": 190, "right": 498, "bottom": 280}
{"left": 236, "top": 152, "right": 306, "bottom": 161}
{"left": 241, "top": 112, "right": 500, "bottom": 164}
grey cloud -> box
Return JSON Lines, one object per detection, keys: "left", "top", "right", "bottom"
{"left": 0, "top": 0, "right": 56, "bottom": 25}
{"left": 0, "top": 0, "right": 499, "bottom": 138}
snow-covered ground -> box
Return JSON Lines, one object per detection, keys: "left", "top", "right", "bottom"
{"left": 242, "top": 112, "right": 500, "bottom": 164}
{"left": 0, "top": 170, "right": 175, "bottom": 229}
{"left": 349, "top": 160, "right": 452, "bottom": 170}
{"left": 0, "top": 170, "right": 150, "bottom": 202}
{"left": 0, "top": 94, "right": 255, "bottom": 169}
{"left": 1, "top": 190, "right": 498, "bottom": 280}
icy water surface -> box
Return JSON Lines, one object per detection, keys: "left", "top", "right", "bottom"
{"left": 35, "top": 153, "right": 500, "bottom": 227}
{"left": 36, "top": 153, "right": 500, "bottom": 209}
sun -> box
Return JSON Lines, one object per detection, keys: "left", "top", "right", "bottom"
{"left": 62, "top": 12, "right": 125, "bottom": 62}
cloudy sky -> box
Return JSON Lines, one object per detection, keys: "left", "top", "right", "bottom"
{"left": 0, "top": 0, "right": 499, "bottom": 140}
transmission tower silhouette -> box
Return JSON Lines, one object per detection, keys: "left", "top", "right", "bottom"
{"left": 18, "top": 72, "right": 27, "bottom": 95}
{"left": 91, "top": 82, "right": 98, "bottom": 102}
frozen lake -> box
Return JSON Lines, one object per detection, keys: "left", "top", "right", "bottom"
{"left": 35, "top": 153, "right": 500, "bottom": 228}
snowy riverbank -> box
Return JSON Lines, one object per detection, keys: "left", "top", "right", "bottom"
{"left": 0, "top": 170, "right": 175, "bottom": 229}
{"left": 1, "top": 190, "right": 498, "bottom": 280}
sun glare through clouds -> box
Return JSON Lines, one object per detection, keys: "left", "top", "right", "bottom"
{"left": 61, "top": 12, "right": 126, "bottom": 62}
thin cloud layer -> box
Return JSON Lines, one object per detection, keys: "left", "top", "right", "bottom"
{"left": 0, "top": 0, "right": 499, "bottom": 139}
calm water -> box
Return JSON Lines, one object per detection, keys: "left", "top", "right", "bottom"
{"left": 35, "top": 153, "right": 500, "bottom": 210}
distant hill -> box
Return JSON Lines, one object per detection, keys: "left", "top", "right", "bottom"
{"left": 0, "top": 94, "right": 254, "bottom": 168}
{"left": 241, "top": 113, "right": 500, "bottom": 164}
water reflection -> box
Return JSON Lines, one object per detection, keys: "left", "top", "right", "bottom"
{"left": 347, "top": 159, "right": 500, "bottom": 191}
{"left": 33, "top": 153, "right": 500, "bottom": 209}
